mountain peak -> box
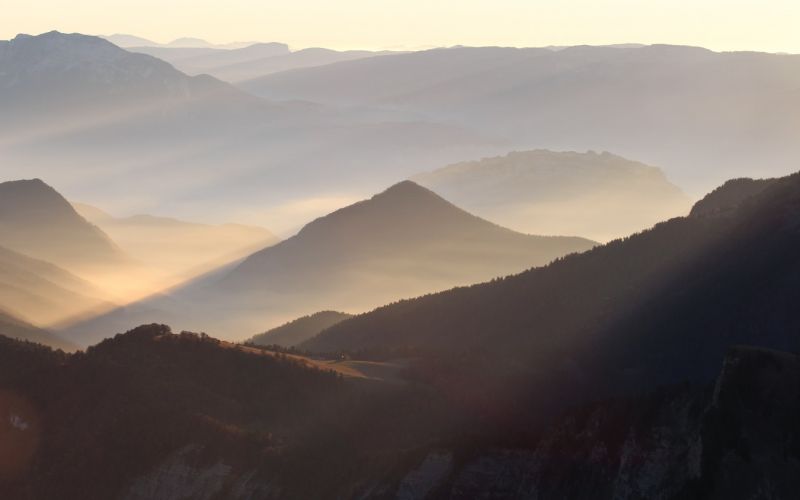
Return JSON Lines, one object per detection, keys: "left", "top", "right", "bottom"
{"left": 375, "top": 180, "right": 441, "bottom": 201}
{"left": 0, "top": 178, "right": 123, "bottom": 269}
{"left": 0, "top": 178, "right": 70, "bottom": 211}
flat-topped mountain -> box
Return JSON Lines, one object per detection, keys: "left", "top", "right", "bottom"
{"left": 244, "top": 44, "right": 800, "bottom": 191}
{"left": 413, "top": 150, "right": 691, "bottom": 241}
{"left": 2, "top": 32, "right": 499, "bottom": 227}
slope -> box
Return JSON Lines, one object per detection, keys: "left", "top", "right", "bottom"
{"left": 305, "top": 171, "right": 800, "bottom": 424}
{"left": 248, "top": 311, "right": 354, "bottom": 348}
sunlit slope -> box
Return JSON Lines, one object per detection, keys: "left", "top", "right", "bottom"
{"left": 0, "top": 246, "right": 111, "bottom": 327}
{"left": 65, "top": 181, "right": 595, "bottom": 345}
{"left": 73, "top": 202, "right": 278, "bottom": 283}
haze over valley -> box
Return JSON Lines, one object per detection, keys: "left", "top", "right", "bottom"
{"left": 2, "top": 5, "right": 800, "bottom": 497}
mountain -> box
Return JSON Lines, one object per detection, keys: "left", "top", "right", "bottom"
{"left": 72, "top": 202, "right": 278, "bottom": 281}
{"left": 1, "top": 32, "right": 501, "bottom": 230}
{"left": 2, "top": 327, "right": 799, "bottom": 498}
{"left": 0, "top": 245, "right": 109, "bottom": 327}
{"left": 64, "top": 181, "right": 595, "bottom": 344}
{"left": 127, "top": 42, "right": 291, "bottom": 81}
{"left": 243, "top": 44, "right": 800, "bottom": 192}
{"left": 101, "top": 34, "right": 158, "bottom": 47}
{"left": 413, "top": 149, "right": 692, "bottom": 241}
{"left": 0, "top": 325, "right": 456, "bottom": 499}
{"left": 130, "top": 44, "right": 398, "bottom": 83}
{"left": 248, "top": 311, "right": 353, "bottom": 348}
{"left": 303, "top": 170, "right": 800, "bottom": 425}
{"left": 0, "top": 179, "right": 124, "bottom": 272}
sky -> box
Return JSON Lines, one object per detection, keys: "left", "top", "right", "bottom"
{"left": 1, "top": 0, "right": 799, "bottom": 53}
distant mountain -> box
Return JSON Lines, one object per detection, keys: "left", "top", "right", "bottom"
{"left": 130, "top": 44, "right": 398, "bottom": 83}
{"left": 0, "top": 245, "right": 109, "bottom": 327}
{"left": 0, "top": 31, "right": 264, "bottom": 125}
{"left": 413, "top": 149, "right": 692, "bottom": 241}
{"left": 65, "top": 181, "right": 594, "bottom": 344}
{"left": 128, "top": 42, "right": 292, "bottom": 81}
{"left": 0, "top": 179, "right": 124, "bottom": 272}
{"left": 304, "top": 170, "right": 800, "bottom": 424}
{"left": 217, "top": 180, "right": 594, "bottom": 307}
{"left": 243, "top": 44, "right": 800, "bottom": 192}
{"left": 101, "top": 34, "right": 257, "bottom": 50}
{"left": 249, "top": 311, "right": 353, "bottom": 347}
{"left": 2, "top": 32, "right": 500, "bottom": 227}
{"left": 72, "top": 202, "right": 278, "bottom": 280}
{"left": 101, "top": 34, "right": 158, "bottom": 47}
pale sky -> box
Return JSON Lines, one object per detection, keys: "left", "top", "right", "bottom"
{"left": 1, "top": 0, "right": 799, "bottom": 53}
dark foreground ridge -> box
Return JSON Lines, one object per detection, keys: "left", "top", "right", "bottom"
{"left": 1, "top": 328, "right": 799, "bottom": 499}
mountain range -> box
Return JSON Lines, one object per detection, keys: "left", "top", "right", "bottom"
{"left": 303, "top": 169, "right": 800, "bottom": 426}
{"left": 2, "top": 32, "right": 499, "bottom": 230}
{"left": 127, "top": 43, "right": 398, "bottom": 83}
{"left": 243, "top": 44, "right": 800, "bottom": 193}
{"left": 64, "top": 181, "right": 595, "bottom": 345}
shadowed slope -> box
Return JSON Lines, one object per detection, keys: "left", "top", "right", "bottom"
{"left": 304, "top": 170, "right": 800, "bottom": 424}
{"left": 64, "top": 181, "right": 594, "bottom": 344}
{"left": 248, "top": 311, "right": 353, "bottom": 348}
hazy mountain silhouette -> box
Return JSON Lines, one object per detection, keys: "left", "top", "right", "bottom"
{"left": 221, "top": 181, "right": 594, "bottom": 293}
{"left": 0, "top": 245, "right": 110, "bottom": 327}
{"left": 2, "top": 32, "right": 500, "bottom": 227}
{"left": 0, "top": 179, "right": 124, "bottom": 272}
{"left": 243, "top": 44, "right": 800, "bottom": 192}
{"left": 65, "top": 181, "right": 594, "bottom": 344}
{"left": 248, "top": 311, "right": 353, "bottom": 347}
{"left": 413, "top": 149, "right": 691, "bottom": 241}
{"left": 101, "top": 34, "right": 158, "bottom": 47}
{"left": 126, "top": 43, "right": 393, "bottom": 83}
{"left": 304, "top": 170, "right": 800, "bottom": 424}
{"left": 72, "top": 202, "right": 278, "bottom": 282}
{"left": 102, "top": 34, "right": 262, "bottom": 50}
